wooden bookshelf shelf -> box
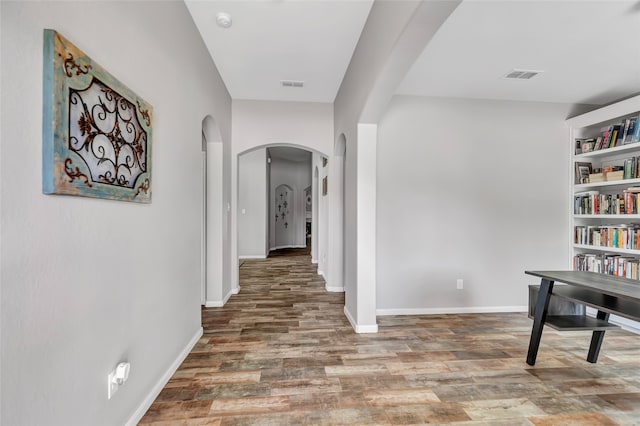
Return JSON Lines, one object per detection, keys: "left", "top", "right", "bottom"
{"left": 574, "top": 214, "right": 640, "bottom": 219}
{"left": 574, "top": 177, "right": 640, "bottom": 191}
{"left": 569, "top": 94, "right": 640, "bottom": 333}
{"left": 575, "top": 141, "right": 640, "bottom": 159}
{"left": 573, "top": 244, "right": 640, "bottom": 255}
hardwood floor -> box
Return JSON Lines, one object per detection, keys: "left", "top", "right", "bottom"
{"left": 140, "top": 248, "right": 640, "bottom": 425}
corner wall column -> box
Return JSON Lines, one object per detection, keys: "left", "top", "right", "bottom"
{"left": 356, "top": 123, "right": 378, "bottom": 332}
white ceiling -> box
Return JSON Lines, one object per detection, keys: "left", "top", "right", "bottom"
{"left": 396, "top": 0, "right": 640, "bottom": 105}
{"left": 186, "top": 0, "right": 640, "bottom": 108}
{"left": 185, "top": 0, "right": 373, "bottom": 103}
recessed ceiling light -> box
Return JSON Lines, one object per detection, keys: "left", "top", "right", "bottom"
{"left": 216, "top": 12, "right": 232, "bottom": 29}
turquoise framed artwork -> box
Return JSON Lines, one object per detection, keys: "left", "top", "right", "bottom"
{"left": 42, "top": 29, "right": 153, "bottom": 203}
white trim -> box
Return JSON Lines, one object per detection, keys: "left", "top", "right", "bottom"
{"left": 270, "top": 244, "right": 306, "bottom": 251}
{"left": 232, "top": 287, "right": 240, "bottom": 295}
{"left": 318, "top": 270, "right": 326, "bottom": 280}
{"left": 204, "top": 287, "right": 234, "bottom": 308}
{"left": 610, "top": 317, "right": 640, "bottom": 334}
{"left": 238, "top": 254, "right": 267, "bottom": 259}
{"left": 376, "top": 306, "right": 528, "bottom": 316}
{"left": 326, "top": 285, "right": 344, "bottom": 293}
{"left": 344, "top": 306, "right": 378, "bottom": 333}
{"left": 311, "top": 259, "right": 318, "bottom": 264}
{"left": 125, "top": 327, "right": 203, "bottom": 426}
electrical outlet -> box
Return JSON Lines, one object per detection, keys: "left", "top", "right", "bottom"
{"left": 107, "top": 370, "right": 118, "bottom": 399}
{"left": 457, "top": 279, "right": 464, "bottom": 290}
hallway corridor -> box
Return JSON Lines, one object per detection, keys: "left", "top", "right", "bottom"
{"left": 140, "top": 250, "right": 640, "bottom": 425}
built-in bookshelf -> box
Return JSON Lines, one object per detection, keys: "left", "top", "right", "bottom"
{"left": 568, "top": 95, "right": 640, "bottom": 331}
{"left": 569, "top": 95, "right": 640, "bottom": 280}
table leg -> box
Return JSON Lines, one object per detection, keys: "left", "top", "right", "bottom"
{"left": 526, "top": 278, "right": 554, "bottom": 366}
{"left": 587, "top": 310, "right": 610, "bottom": 363}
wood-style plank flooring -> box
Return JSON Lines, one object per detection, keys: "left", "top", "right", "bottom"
{"left": 140, "top": 247, "right": 640, "bottom": 425}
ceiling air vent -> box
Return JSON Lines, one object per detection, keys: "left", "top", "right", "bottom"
{"left": 503, "top": 69, "right": 543, "bottom": 80}
{"left": 281, "top": 80, "right": 304, "bottom": 88}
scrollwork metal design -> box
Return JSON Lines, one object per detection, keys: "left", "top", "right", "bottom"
{"left": 135, "top": 178, "right": 150, "bottom": 197}
{"left": 64, "top": 158, "right": 92, "bottom": 188}
{"left": 136, "top": 100, "right": 151, "bottom": 127}
{"left": 58, "top": 52, "right": 92, "bottom": 77}
{"left": 68, "top": 77, "right": 148, "bottom": 189}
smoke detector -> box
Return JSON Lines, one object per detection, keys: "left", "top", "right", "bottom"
{"left": 281, "top": 80, "right": 304, "bottom": 88}
{"left": 216, "top": 12, "right": 232, "bottom": 28}
{"left": 503, "top": 69, "right": 543, "bottom": 80}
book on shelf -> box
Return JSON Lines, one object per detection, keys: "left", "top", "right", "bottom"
{"left": 574, "top": 224, "right": 640, "bottom": 250}
{"left": 624, "top": 157, "right": 636, "bottom": 179}
{"left": 624, "top": 116, "right": 638, "bottom": 144}
{"left": 620, "top": 118, "right": 631, "bottom": 144}
{"left": 602, "top": 125, "right": 613, "bottom": 149}
{"left": 594, "top": 135, "right": 604, "bottom": 150}
{"left": 575, "top": 114, "right": 640, "bottom": 152}
{"left": 634, "top": 113, "right": 640, "bottom": 143}
{"left": 610, "top": 125, "right": 620, "bottom": 148}
{"left": 574, "top": 250, "right": 640, "bottom": 279}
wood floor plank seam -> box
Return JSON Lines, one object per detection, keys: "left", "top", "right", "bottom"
{"left": 140, "top": 246, "right": 640, "bottom": 425}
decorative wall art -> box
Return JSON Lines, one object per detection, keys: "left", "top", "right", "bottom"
{"left": 275, "top": 185, "right": 292, "bottom": 229}
{"left": 304, "top": 186, "right": 312, "bottom": 212}
{"left": 322, "top": 176, "right": 328, "bottom": 196}
{"left": 42, "top": 30, "right": 153, "bottom": 203}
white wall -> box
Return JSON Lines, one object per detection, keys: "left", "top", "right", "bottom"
{"left": 206, "top": 141, "right": 224, "bottom": 306}
{"left": 314, "top": 154, "right": 330, "bottom": 279}
{"left": 269, "top": 157, "right": 311, "bottom": 250}
{"left": 231, "top": 100, "right": 333, "bottom": 291}
{"left": 0, "top": 1, "right": 231, "bottom": 425}
{"left": 238, "top": 149, "right": 267, "bottom": 258}
{"left": 377, "top": 96, "right": 573, "bottom": 314}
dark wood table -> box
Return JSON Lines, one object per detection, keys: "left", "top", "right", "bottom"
{"left": 525, "top": 270, "right": 640, "bottom": 366}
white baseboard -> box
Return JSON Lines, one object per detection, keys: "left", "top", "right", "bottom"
{"left": 204, "top": 287, "right": 235, "bottom": 308}
{"left": 311, "top": 259, "right": 318, "bottom": 264}
{"left": 325, "top": 285, "right": 344, "bottom": 293}
{"left": 317, "top": 270, "right": 326, "bottom": 280}
{"left": 238, "top": 254, "right": 267, "bottom": 259}
{"left": 126, "top": 327, "right": 203, "bottom": 426}
{"left": 232, "top": 286, "right": 240, "bottom": 295}
{"left": 344, "top": 306, "right": 378, "bottom": 333}
{"left": 376, "top": 305, "right": 528, "bottom": 316}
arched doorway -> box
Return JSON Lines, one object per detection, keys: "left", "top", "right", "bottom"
{"left": 235, "top": 143, "right": 330, "bottom": 292}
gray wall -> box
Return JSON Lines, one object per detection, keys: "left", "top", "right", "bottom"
{"left": 0, "top": 1, "right": 231, "bottom": 424}
{"left": 376, "top": 96, "right": 573, "bottom": 312}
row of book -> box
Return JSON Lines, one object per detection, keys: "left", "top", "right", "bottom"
{"left": 574, "top": 253, "right": 640, "bottom": 280}
{"left": 575, "top": 224, "right": 640, "bottom": 250}
{"left": 574, "top": 188, "right": 640, "bottom": 215}
{"left": 575, "top": 113, "right": 640, "bottom": 154}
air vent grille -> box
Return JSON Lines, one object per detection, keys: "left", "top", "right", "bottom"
{"left": 503, "top": 69, "right": 543, "bottom": 80}
{"left": 281, "top": 80, "right": 304, "bottom": 88}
